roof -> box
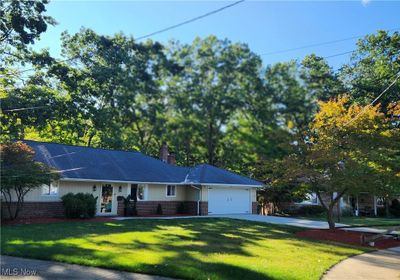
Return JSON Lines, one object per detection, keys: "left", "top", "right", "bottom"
{"left": 22, "top": 140, "right": 263, "bottom": 187}
{"left": 184, "top": 164, "right": 263, "bottom": 186}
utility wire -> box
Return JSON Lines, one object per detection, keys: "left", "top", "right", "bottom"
{"left": 260, "top": 27, "right": 400, "bottom": 56}
{"left": 0, "top": 57, "right": 76, "bottom": 78}
{"left": 323, "top": 50, "right": 354, "bottom": 59}
{"left": 136, "top": 0, "right": 245, "bottom": 40}
{"left": 2, "top": 106, "right": 47, "bottom": 112}
{"left": 344, "top": 71, "right": 400, "bottom": 126}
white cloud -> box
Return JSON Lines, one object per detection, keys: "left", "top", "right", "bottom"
{"left": 361, "top": 0, "right": 371, "bottom": 7}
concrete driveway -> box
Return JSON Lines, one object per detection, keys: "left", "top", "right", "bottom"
{"left": 0, "top": 256, "right": 175, "bottom": 280}
{"left": 114, "top": 214, "right": 347, "bottom": 229}
{"left": 209, "top": 214, "right": 348, "bottom": 229}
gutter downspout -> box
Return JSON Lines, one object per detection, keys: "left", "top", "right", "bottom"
{"left": 190, "top": 185, "right": 202, "bottom": 216}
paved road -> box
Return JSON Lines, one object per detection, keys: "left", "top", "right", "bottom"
{"left": 323, "top": 246, "right": 400, "bottom": 280}
{"left": 0, "top": 255, "right": 175, "bottom": 280}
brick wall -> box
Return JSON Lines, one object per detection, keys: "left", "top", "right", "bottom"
{"left": 252, "top": 202, "right": 258, "bottom": 214}
{"left": 117, "top": 200, "right": 207, "bottom": 216}
{"left": 1, "top": 202, "right": 64, "bottom": 219}
{"left": 199, "top": 201, "right": 208, "bottom": 216}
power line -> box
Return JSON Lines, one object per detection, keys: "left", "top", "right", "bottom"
{"left": 344, "top": 71, "right": 400, "bottom": 126}
{"left": 323, "top": 50, "right": 354, "bottom": 59}
{"left": 260, "top": 27, "right": 400, "bottom": 57}
{"left": 0, "top": 57, "right": 76, "bottom": 78}
{"left": 3, "top": 106, "right": 47, "bottom": 112}
{"left": 136, "top": 0, "right": 245, "bottom": 40}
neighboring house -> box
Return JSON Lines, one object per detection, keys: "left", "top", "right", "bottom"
{"left": 3, "top": 141, "right": 262, "bottom": 219}
{"left": 295, "top": 192, "right": 388, "bottom": 216}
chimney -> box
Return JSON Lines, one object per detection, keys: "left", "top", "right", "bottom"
{"left": 159, "top": 142, "right": 169, "bottom": 162}
{"left": 167, "top": 152, "right": 176, "bottom": 165}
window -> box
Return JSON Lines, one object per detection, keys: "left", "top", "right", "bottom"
{"left": 166, "top": 185, "right": 176, "bottom": 197}
{"left": 42, "top": 182, "right": 59, "bottom": 196}
{"left": 130, "top": 184, "right": 146, "bottom": 200}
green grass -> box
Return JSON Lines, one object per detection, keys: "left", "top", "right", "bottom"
{"left": 1, "top": 218, "right": 368, "bottom": 280}
{"left": 296, "top": 215, "right": 400, "bottom": 227}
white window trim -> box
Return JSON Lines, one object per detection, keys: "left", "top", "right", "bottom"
{"left": 166, "top": 185, "right": 176, "bottom": 197}
{"left": 41, "top": 181, "right": 59, "bottom": 196}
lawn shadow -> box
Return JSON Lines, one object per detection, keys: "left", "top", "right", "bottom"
{"left": 1, "top": 218, "right": 366, "bottom": 280}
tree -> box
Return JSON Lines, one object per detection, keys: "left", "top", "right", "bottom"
{"left": 279, "top": 96, "right": 400, "bottom": 229}
{"left": 1, "top": 0, "right": 59, "bottom": 143}
{"left": 340, "top": 30, "right": 400, "bottom": 111}
{"left": 300, "top": 54, "right": 345, "bottom": 101}
{"left": 0, "top": 141, "right": 60, "bottom": 219}
{"left": 0, "top": 0, "right": 55, "bottom": 49}
{"left": 0, "top": 0, "right": 56, "bottom": 76}
{"left": 4, "top": 28, "right": 177, "bottom": 154}
{"left": 165, "top": 36, "right": 263, "bottom": 166}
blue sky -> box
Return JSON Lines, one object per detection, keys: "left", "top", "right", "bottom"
{"left": 34, "top": 0, "right": 400, "bottom": 69}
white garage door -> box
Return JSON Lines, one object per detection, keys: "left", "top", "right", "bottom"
{"left": 208, "top": 187, "right": 250, "bottom": 214}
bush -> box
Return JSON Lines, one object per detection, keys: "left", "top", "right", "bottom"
{"left": 177, "top": 202, "right": 185, "bottom": 214}
{"left": 389, "top": 199, "right": 400, "bottom": 217}
{"left": 156, "top": 203, "right": 163, "bottom": 215}
{"left": 61, "top": 193, "right": 97, "bottom": 218}
{"left": 377, "top": 206, "right": 387, "bottom": 217}
{"left": 296, "top": 205, "right": 326, "bottom": 216}
{"left": 340, "top": 207, "right": 353, "bottom": 217}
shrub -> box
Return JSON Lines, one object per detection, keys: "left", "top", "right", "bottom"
{"left": 296, "top": 205, "right": 326, "bottom": 216}
{"left": 177, "top": 202, "right": 185, "bottom": 214}
{"left": 377, "top": 206, "right": 387, "bottom": 217}
{"left": 61, "top": 193, "right": 97, "bottom": 218}
{"left": 156, "top": 203, "right": 163, "bottom": 215}
{"left": 340, "top": 207, "right": 353, "bottom": 217}
{"left": 389, "top": 199, "right": 400, "bottom": 217}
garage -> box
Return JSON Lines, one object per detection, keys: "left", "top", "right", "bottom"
{"left": 208, "top": 187, "right": 251, "bottom": 214}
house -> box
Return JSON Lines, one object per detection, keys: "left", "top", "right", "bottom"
{"left": 286, "top": 192, "right": 390, "bottom": 217}
{"left": 3, "top": 140, "right": 262, "bottom": 219}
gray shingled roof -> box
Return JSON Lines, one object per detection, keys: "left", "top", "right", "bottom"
{"left": 23, "top": 140, "right": 263, "bottom": 186}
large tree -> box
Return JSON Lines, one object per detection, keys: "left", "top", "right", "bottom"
{"left": 3, "top": 28, "right": 177, "bottom": 154}
{"left": 165, "top": 36, "right": 263, "bottom": 166}
{"left": 1, "top": 141, "right": 60, "bottom": 219}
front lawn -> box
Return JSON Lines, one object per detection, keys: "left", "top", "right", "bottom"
{"left": 1, "top": 218, "right": 368, "bottom": 280}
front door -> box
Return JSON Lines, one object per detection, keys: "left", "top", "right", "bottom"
{"left": 99, "top": 184, "right": 114, "bottom": 215}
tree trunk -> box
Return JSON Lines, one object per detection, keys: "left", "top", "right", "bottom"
{"left": 385, "top": 199, "right": 390, "bottom": 217}
{"left": 13, "top": 192, "right": 24, "bottom": 220}
{"left": 1, "top": 190, "right": 14, "bottom": 220}
{"left": 87, "top": 133, "right": 95, "bottom": 147}
{"left": 327, "top": 206, "right": 336, "bottom": 230}
{"left": 207, "top": 121, "right": 214, "bottom": 165}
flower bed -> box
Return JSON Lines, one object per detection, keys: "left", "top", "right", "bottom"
{"left": 296, "top": 229, "right": 400, "bottom": 249}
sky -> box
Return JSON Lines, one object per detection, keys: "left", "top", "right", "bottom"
{"left": 33, "top": 0, "right": 400, "bottom": 70}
